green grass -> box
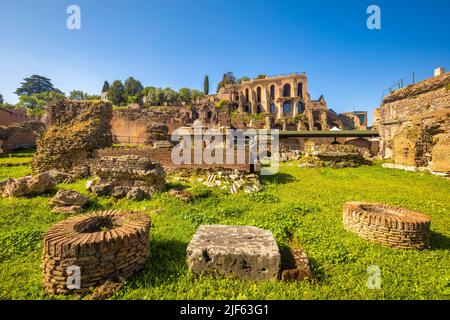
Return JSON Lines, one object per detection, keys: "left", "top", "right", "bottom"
{"left": 0, "top": 158, "right": 449, "bottom": 300}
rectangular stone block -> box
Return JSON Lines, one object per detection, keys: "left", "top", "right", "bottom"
{"left": 187, "top": 225, "right": 280, "bottom": 281}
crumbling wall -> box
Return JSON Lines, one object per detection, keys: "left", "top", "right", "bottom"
{"left": 0, "top": 121, "right": 45, "bottom": 155}
{"left": 378, "top": 72, "right": 450, "bottom": 173}
{"left": 31, "top": 100, "right": 113, "bottom": 174}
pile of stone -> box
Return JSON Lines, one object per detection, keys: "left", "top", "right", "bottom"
{"left": 0, "top": 172, "right": 56, "bottom": 198}
{"left": 299, "top": 144, "right": 366, "bottom": 168}
{"left": 277, "top": 150, "right": 302, "bottom": 162}
{"left": 201, "top": 170, "right": 262, "bottom": 194}
{"left": 31, "top": 99, "right": 113, "bottom": 176}
{"left": 87, "top": 155, "right": 166, "bottom": 200}
{"left": 50, "top": 190, "right": 89, "bottom": 213}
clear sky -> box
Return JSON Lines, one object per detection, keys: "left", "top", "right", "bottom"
{"left": 0, "top": 0, "right": 449, "bottom": 124}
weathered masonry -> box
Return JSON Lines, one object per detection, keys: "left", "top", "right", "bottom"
{"left": 377, "top": 67, "right": 450, "bottom": 174}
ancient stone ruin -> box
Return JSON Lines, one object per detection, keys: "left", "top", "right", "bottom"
{"left": 299, "top": 144, "right": 366, "bottom": 168}
{"left": 32, "top": 99, "right": 113, "bottom": 176}
{"left": 0, "top": 121, "right": 45, "bottom": 156}
{"left": 343, "top": 201, "right": 431, "bottom": 250}
{"left": 43, "top": 210, "right": 150, "bottom": 295}
{"left": 280, "top": 248, "right": 314, "bottom": 282}
{"left": 377, "top": 71, "right": 450, "bottom": 174}
{"left": 0, "top": 172, "right": 56, "bottom": 198}
{"left": 187, "top": 225, "right": 281, "bottom": 281}
{"left": 88, "top": 155, "right": 166, "bottom": 199}
{"left": 202, "top": 171, "right": 262, "bottom": 194}
{"left": 50, "top": 190, "right": 89, "bottom": 213}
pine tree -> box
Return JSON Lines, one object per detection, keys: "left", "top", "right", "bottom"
{"left": 15, "top": 75, "right": 57, "bottom": 96}
{"left": 102, "top": 81, "right": 110, "bottom": 93}
{"left": 107, "top": 80, "right": 126, "bottom": 106}
{"left": 203, "top": 75, "right": 209, "bottom": 95}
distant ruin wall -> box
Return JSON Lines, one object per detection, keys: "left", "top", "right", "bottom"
{"left": 378, "top": 72, "right": 450, "bottom": 173}
{"left": 0, "top": 121, "right": 45, "bottom": 155}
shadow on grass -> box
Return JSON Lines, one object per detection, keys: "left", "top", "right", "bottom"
{"left": 130, "top": 238, "right": 189, "bottom": 287}
{"left": 429, "top": 231, "right": 450, "bottom": 250}
{"left": 260, "top": 172, "right": 296, "bottom": 185}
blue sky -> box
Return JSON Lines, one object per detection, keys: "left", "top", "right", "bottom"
{"left": 0, "top": 0, "right": 449, "bottom": 124}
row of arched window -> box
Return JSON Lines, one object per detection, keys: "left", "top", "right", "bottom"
{"left": 244, "top": 83, "right": 304, "bottom": 102}
{"left": 243, "top": 102, "right": 304, "bottom": 115}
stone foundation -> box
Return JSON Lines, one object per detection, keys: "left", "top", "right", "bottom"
{"left": 42, "top": 210, "right": 150, "bottom": 295}
{"left": 187, "top": 225, "right": 280, "bottom": 281}
{"left": 343, "top": 201, "right": 431, "bottom": 249}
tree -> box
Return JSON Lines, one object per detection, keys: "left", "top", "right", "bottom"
{"left": 0, "top": 93, "right": 3, "bottom": 105}
{"left": 124, "top": 77, "right": 144, "bottom": 98}
{"left": 69, "top": 90, "right": 89, "bottom": 101}
{"left": 18, "top": 91, "right": 65, "bottom": 117}
{"left": 102, "top": 81, "right": 110, "bottom": 93}
{"left": 190, "top": 89, "right": 204, "bottom": 103}
{"left": 163, "top": 87, "right": 179, "bottom": 105}
{"left": 178, "top": 88, "right": 191, "bottom": 104}
{"left": 216, "top": 72, "right": 236, "bottom": 92}
{"left": 108, "top": 80, "right": 126, "bottom": 106}
{"left": 256, "top": 74, "right": 267, "bottom": 79}
{"left": 144, "top": 87, "right": 164, "bottom": 106}
{"left": 203, "top": 75, "right": 209, "bottom": 95}
{"left": 15, "top": 75, "right": 58, "bottom": 96}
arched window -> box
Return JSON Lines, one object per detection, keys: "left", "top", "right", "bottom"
{"left": 270, "top": 103, "right": 275, "bottom": 114}
{"left": 297, "top": 102, "right": 304, "bottom": 114}
{"left": 297, "top": 83, "right": 303, "bottom": 98}
{"left": 245, "top": 88, "right": 249, "bottom": 103}
{"left": 283, "top": 102, "right": 291, "bottom": 115}
{"left": 270, "top": 85, "right": 275, "bottom": 100}
{"left": 257, "top": 104, "right": 262, "bottom": 113}
{"left": 256, "top": 87, "right": 261, "bottom": 103}
{"left": 283, "top": 83, "right": 291, "bottom": 97}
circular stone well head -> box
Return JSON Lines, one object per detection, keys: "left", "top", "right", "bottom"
{"left": 42, "top": 210, "right": 151, "bottom": 295}
{"left": 343, "top": 201, "right": 431, "bottom": 250}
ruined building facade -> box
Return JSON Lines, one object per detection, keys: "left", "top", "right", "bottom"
{"left": 212, "top": 73, "right": 367, "bottom": 131}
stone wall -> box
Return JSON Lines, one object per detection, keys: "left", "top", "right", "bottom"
{"left": 378, "top": 72, "right": 450, "bottom": 173}
{"left": 31, "top": 100, "right": 113, "bottom": 174}
{"left": 0, "top": 121, "right": 45, "bottom": 155}
{"left": 97, "top": 146, "right": 252, "bottom": 173}
{"left": 111, "top": 106, "right": 232, "bottom": 145}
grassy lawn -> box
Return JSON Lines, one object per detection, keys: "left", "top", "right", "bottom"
{"left": 0, "top": 157, "right": 449, "bottom": 300}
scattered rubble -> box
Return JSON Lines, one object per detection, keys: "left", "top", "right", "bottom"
{"left": 201, "top": 170, "right": 262, "bottom": 194}
{"left": 50, "top": 190, "right": 88, "bottom": 213}
{"left": 1, "top": 172, "right": 56, "bottom": 198}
